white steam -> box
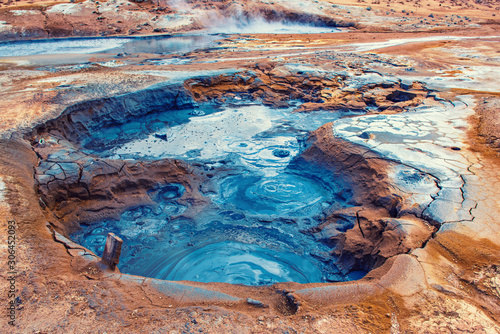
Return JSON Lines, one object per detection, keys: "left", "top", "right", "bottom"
{"left": 201, "top": 13, "right": 338, "bottom": 34}
{"left": 159, "top": 0, "right": 338, "bottom": 34}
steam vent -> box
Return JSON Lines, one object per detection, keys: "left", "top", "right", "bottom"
{"left": 1, "top": 0, "right": 499, "bottom": 332}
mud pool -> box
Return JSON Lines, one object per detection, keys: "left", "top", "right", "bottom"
{"left": 0, "top": 34, "right": 219, "bottom": 57}
{"left": 0, "top": 22, "right": 340, "bottom": 58}
{"left": 71, "top": 103, "right": 365, "bottom": 285}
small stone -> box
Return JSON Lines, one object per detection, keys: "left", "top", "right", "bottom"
{"left": 358, "top": 131, "right": 372, "bottom": 139}
{"left": 88, "top": 299, "right": 99, "bottom": 309}
{"left": 247, "top": 298, "right": 268, "bottom": 308}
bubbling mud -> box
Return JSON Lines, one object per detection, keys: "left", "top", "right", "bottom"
{"left": 153, "top": 241, "right": 324, "bottom": 285}
{"left": 218, "top": 173, "right": 329, "bottom": 216}
{"left": 70, "top": 103, "right": 357, "bottom": 285}
{"left": 72, "top": 201, "right": 335, "bottom": 284}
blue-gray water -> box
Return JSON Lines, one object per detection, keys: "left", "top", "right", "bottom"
{"left": 71, "top": 103, "right": 363, "bottom": 285}
{"left": 0, "top": 35, "right": 219, "bottom": 57}
{"left": 0, "top": 21, "right": 340, "bottom": 58}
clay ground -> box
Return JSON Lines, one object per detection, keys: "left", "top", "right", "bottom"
{"left": 0, "top": 0, "right": 499, "bottom": 333}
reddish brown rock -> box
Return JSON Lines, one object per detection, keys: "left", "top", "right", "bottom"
{"left": 33, "top": 137, "right": 208, "bottom": 236}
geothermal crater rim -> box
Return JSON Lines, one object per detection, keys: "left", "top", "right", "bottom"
{"left": 31, "top": 71, "right": 438, "bottom": 287}
{"left": 63, "top": 101, "right": 354, "bottom": 285}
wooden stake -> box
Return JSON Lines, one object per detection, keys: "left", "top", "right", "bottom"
{"left": 101, "top": 233, "right": 123, "bottom": 271}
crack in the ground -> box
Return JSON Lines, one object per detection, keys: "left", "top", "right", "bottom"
{"left": 355, "top": 210, "right": 365, "bottom": 239}
{"left": 49, "top": 227, "right": 79, "bottom": 258}
{"left": 139, "top": 284, "right": 163, "bottom": 308}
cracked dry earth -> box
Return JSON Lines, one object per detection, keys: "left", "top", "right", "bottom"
{"left": 0, "top": 1, "right": 500, "bottom": 333}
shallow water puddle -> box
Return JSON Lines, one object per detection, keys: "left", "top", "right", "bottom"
{"left": 72, "top": 104, "right": 360, "bottom": 285}
{"left": 0, "top": 35, "right": 219, "bottom": 57}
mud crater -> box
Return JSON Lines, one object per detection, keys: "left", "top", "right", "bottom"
{"left": 69, "top": 101, "right": 356, "bottom": 285}
{"left": 31, "top": 72, "right": 435, "bottom": 286}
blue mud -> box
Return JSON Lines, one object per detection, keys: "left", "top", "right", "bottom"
{"left": 71, "top": 103, "right": 361, "bottom": 285}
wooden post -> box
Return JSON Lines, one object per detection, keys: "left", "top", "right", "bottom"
{"left": 101, "top": 233, "right": 123, "bottom": 271}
